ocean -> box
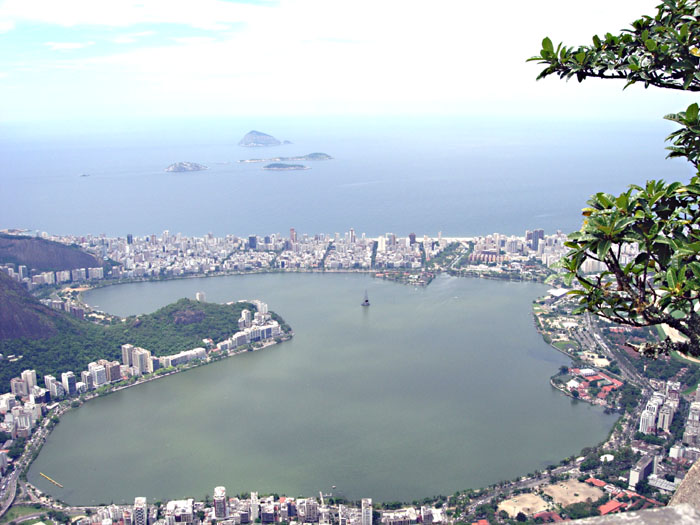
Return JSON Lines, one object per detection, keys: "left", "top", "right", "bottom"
{"left": 0, "top": 116, "right": 692, "bottom": 238}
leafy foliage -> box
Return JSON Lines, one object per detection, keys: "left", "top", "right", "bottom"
{"left": 532, "top": 2, "right": 700, "bottom": 357}
{"left": 558, "top": 173, "right": 700, "bottom": 357}
{"left": 529, "top": 0, "right": 700, "bottom": 92}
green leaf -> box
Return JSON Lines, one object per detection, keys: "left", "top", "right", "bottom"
{"left": 596, "top": 240, "right": 611, "bottom": 261}
{"left": 683, "top": 74, "right": 694, "bottom": 90}
{"left": 666, "top": 268, "right": 677, "bottom": 289}
{"left": 686, "top": 103, "right": 699, "bottom": 122}
{"left": 644, "top": 39, "right": 657, "bottom": 51}
{"left": 593, "top": 35, "right": 601, "bottom": 48}
{"left": 542, "top": 37, "right": 554, "bottom": 53}
{"left": 689, "top": 262, "right": 700, "bottom": 278}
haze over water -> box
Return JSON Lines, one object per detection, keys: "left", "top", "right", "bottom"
{"left": 1, "top": 117, "right": 692, "bottom": 238}
{"left": 28, "top": 273, "right": 617, "bottom": 504}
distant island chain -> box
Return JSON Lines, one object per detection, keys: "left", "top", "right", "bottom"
{"left": 160, "top": 131, "right": 332, "bottom": 173}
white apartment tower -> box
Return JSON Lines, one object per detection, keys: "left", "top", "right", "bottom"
{"left": 249, "top": 492, "right": 259, "bottom": 521}
{"left": 361, "top": 498, "right": 372, "bottom": 525}
{"left": 213, "top": 486, "right": 228, "bottom": 519}
{"left": 133, "top": 497, "right": 147, "bottom": 525}
{"left": 122, "top": 344, "right": 135, "bottom": 367}
{"left": 639, "top": 409, "right": 656, "bottom": 434}
{"left": 21, "top": 370, "right": 37, "bottom": 390}
{"left": 658, "top": 404, "right": 674, "bottom": 433}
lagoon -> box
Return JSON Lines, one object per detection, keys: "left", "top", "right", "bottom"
{"left": 28, "top": 273, "right": 617, "bottom": 504}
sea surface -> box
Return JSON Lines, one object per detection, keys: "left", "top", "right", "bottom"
{"left": 28, "top": 273, "right": 618, "bottom": 504}
{"left": 1, "top": 116, "right": 693, "bottom": 238}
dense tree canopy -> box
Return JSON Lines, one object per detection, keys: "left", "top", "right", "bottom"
{"left": 530, "top": 0, "right": 700, "bottom": 357}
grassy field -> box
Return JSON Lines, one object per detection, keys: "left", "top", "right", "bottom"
{"left": 0, "top": 505, "right": 43, "bottom": 524}
{"left": 553, "top": 340, "right": 578, "bottom": 352}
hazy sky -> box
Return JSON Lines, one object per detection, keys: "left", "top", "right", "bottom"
{"left": 0, "top": 0, "right": 696, "bottom": 123}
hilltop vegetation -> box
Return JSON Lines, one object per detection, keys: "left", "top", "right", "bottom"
{"left": 0, "top": 281, "right": 262, "bottom": 392}
{"left": 111, "top": 298, "right": 253, "bottom": 355}
{"left": 0, "top": 233, "right": 101, "bottom": 272}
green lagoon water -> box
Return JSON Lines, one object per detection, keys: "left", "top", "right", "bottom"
{"left": 28, "top": 273, "right": 617, "bottom": 504}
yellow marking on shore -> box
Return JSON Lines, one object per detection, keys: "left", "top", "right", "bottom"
{"left": 39, "top": 473, "right": 63, "bottom": 488}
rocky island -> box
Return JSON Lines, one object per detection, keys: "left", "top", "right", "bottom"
{"left": 263, "top": 163, "right": 310, "bottom": 171}
{"left": 165, "top": 162, "right": 208, "bottom": 173}
{"left": 239, "top": 152, "right": 333, "bottom": 163}
{"left": 238, "top": 130, "right": 288, "bottom": 147}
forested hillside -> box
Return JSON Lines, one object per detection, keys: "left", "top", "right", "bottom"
{"left": 0, "top": 288, "right": 258, "bottom": 392}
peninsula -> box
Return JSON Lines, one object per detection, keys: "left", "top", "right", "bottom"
{"left": 165, "top": 162, "right": 208, "bottom": 173}
{"left": 238, "top": 130, "right": 289, "bottom": 147}
{"left": 239, "top": 152, "right": 333, "bottom": 163}
{"left": 263, "top": 163, "right": 309, "bottom": 171}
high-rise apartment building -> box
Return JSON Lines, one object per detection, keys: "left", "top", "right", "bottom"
{"left": 361, "top": 499, "right": 372, "bottom": 525}
{"left": 132, "top": 348, "right": 152, "bottom": 376}
{"left": 133, "top": 497, "right": 148, "bottom": 525}
{"left": 213, "top": 486, "right": 228, "bottom": 519}
{"left": 61, "top": 371, "right": 77, "bottom": 397}
{"left": 122, "top": 344, "right": 135, "bottom": 367}
{"left": 21, "top": 369, "right": 37, "bottom": 390}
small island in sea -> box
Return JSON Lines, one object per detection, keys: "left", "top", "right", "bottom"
{"left": 239, "top": 152, "right": 333, "bottom": 163}
{"left": 165, "top": 162, "right": 208, "bottom": 173}
{"left": 263, "top": 163, "right": 310, "bottom": 171}
{"left": 239, "top": 130, "right": 288, "bottom": 147}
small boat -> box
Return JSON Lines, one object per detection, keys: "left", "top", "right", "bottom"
{"left": 361, "top": 290, "right": 370, "bottom": 307}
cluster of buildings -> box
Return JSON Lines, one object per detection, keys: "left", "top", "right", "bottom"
{"left": 465, "top": 230, "right": 568, "bottom": 267}
{"left": 564, "top": 367, "right": 624, "bottom": 405}
{"left": 681, "top": 388, "right": 700, "bottom": 447}
{"left": 462, "top": 229, "right": 641, "bottom": 277}
{"left": 638, "top": 381, "right": 682, "bottom": 435}
{"left": 0, "top": 229, "right": 453, "bottom": 286}
{"left": 0, "top": 263, "right": 104, "bottom": 292}
{"left": 3, "top": 227, "right": 604, "bottom": 292}
{"left": 1, "top": 369, "right": 45, "bottom": 438}
{"left": 623, "top": 384, "right": 700, "bottom": 495}
{"left": 66, "top": 490, "right": 444, "bottom": 525}
{"left": 582, "top": 477, "right": 663, "bottom": 516}
{"left": 217, "top": 301, "right": 282, "bottom": 351}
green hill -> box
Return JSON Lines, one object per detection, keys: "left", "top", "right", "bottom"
{"left": 0, "top": 278, "right": 273, "bottom": 392}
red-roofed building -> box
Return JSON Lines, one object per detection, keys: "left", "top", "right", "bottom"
{"left": 532, "top": 511, "right": 563, "bottom": 522}
{"left": 587, "top": 477, "right": 607, "bottom": 488}
{"left": 471, "top": 520, "right": 489, "bottom": 525}
{"left": 599, "top": 500, "right": 626, "bottom": 515}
